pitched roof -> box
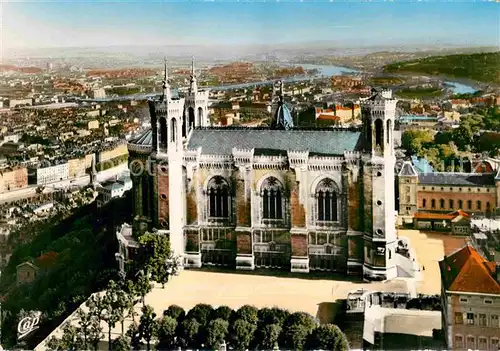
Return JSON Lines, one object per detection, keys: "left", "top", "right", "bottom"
{"left": 418, "top": 172, "right": 494, "bottom": 186}
{"left": 439, "top": 245, "right": 500, "bottom": 294}
{"left": 129, "top": 129, "right": 153, "bottom": 146}
{"left": 187, "top": 128, "right": 362, "bottom": 156}
{"left": 398, "top": 161, "right": 418, "bottom": 177}
{"left": 410, "top": 156, "right": 434, "bottom": 174}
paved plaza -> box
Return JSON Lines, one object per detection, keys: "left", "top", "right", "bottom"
{"left": 398, "top": 229, "right": 467, "bottom": 295}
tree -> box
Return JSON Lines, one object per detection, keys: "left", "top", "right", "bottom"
{"left": 258, "top": 307, "right": 290, "bottom": 327}
{"left": 258, "top": 323, "right": 282, "bottom": 350}
{"left": 137, "top": 232, "right": 180, "bottom": 289}
{"left": 111, "top": 335, "right": 131, "bottom": 351}
{"left": 401, "top": 129, "right": 434, "bottom": 154}
{"left": 306, "top": 324, "right": 349, "bottom": 351}
{"left": 229, "top": 318, "right": 256, "bottom": 350}
{"left": 235, "top": 304, "right": 259, "bottom": 325}
{"left": 116, "top": 287, "right": 134, "bottom": 335}
{"left": 212, "top": 305, "right": 233, "bottom": 321}
{"left": 87, "top": 314, "right": 104, "bottom": 351}
{"left": 186, "top": 303, "right": 213, "bottom": 327}
{"left": 126, "top": 322, "right": 142, "bottom": 350}
{"left": 76, "top": 308, "right": 92, "bottom": 349}
{"left": 134, "top": 270, "right": 153, "bottom": 307}
{"left": 138, "top": 305, "right": 157, "bottom": 351}
{"left": 205, "top": 318, "right": 229, "bottom": 349}
{"left": 85, "top": 294, "right": 104, "bottom": 351}
{"left": 279, "top": 312, "right": 317, "bottom": 351}
{"left": 122, "top": 280, "right": 139, "bottom": 324}
{"left": 179, "top": 318, "right": 200, "bottom": 349}
{"left": 163, "top": 304, "right": 185, "bottom": 322}
{"left": 102, "top": 281, "right": 123, "bottom": 350}
{"left": 155, "top": 316, "right": 178, "bottom": 350}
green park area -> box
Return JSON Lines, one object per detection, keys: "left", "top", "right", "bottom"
{"left": 384, "top": 52, "right": 500, "bottom": 85}
{"left": 401, "top": 106, "right": 500, "bottom": 167}
{"left": 395, "top": 87, "right": 443, "bottom": 99}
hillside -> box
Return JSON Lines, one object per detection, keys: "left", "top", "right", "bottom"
{"left": 383, "top": 52, "right": 500, "bottom": 85}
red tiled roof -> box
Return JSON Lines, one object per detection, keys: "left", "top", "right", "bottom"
{"left": 439, "top": 245, "right": 500, "bottom": 294}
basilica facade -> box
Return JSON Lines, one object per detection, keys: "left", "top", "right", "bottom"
{"left": 118, "top": 59, "right": 399, "bottom": 281}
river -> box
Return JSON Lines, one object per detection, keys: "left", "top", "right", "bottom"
{"left": 78, "top": 64, "right": 476, "bottom": 102}
{"left": 443, "top": 81, "right": 477, "bottom": 95}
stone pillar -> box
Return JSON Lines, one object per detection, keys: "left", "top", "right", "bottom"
{"left": 345, "top": 165, "right": 363, "bottom": 276}
{"left": 235, "top": 166, "right": 254, "bottom": 270}
{"left": 289, "top": 170, "right": 309, "bottom": 272}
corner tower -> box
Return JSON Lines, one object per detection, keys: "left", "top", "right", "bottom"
{"left": 361, "top": 89, "right": 398, "bottom": 281}
{"left": 184, "top": 57, "right": 210, "bottom": 135}
{"left": 149, "top": 58, "right": 186, "bottom": 257}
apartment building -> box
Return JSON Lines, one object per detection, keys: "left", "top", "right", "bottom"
{"left": 439, "top": 245, "right": 500, "bottom": 351}
{"left": 28, "top": 161, "right": 69, "bottom": 185}
{"left": 0, "top": 167, "right": 28, "bottom": 193}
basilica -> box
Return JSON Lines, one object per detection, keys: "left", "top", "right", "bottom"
{"left": 116, "top": 59, "right": 402, "bottom": 281}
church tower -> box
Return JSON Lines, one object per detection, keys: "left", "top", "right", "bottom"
{"left": 361, "top": 89, "right": 398, "bottom": 280}
{"left": 148, "top": 58, "right": 186, "bottom": 258}
{"left": 184, "top": 57, "right": 210, "bottom": 136}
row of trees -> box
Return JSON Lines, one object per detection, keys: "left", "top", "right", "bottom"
{"left": 48, "top": 296, "right": 349, "bottom": 351}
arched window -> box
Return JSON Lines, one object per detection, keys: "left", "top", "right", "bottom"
{"left": 316, "top": 178, "right": 338, "bottom": 221}
{"left": 458, "top": 200, "right": 463, "bottom": 209}
{"left": 187, "top": 107, "right": 195, "bottom": 130}
{"left": 477, "top": 201, "right": 482, "bottom": 210}
{"left": 374, "top": 119, "right": 383, "bottom": 149}
{"left": 449, "top": 199, "right": 454, "bottom": 209}
{"left": 486, "top": 202, "right": 491, "bottom": 211}
{"left": 170, "top": 118, "right": 177, "bottom": 143}
{"left": 207, "top": 176, "right": 230, "bottom": 218}
{"left": 197, "top": 107, "right": 203, "bottom": 127}
{"left": 159, "top": 117, "right": 167, "bottom": 148}
{"left": 261, "top": 177, "right": 283, "bottom": 220}
{"left": 467, "top": 200, "right": 472, "bottom": 210}
{"left": 440, "top": 199, "right": 445, "bottom": 209}
{"left": 431, "top": 199, "right": 436, "bottom": 209}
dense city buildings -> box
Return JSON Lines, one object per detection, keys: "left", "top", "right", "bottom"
{"left": 439, "top": 245, "right": 500, "bottom": 351}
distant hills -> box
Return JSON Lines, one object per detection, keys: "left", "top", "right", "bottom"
{"left": 383, "top": 52, "right": 500, "bottom": 85}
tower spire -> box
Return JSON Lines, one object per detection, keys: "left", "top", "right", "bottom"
{"left": 189, "top": 56, "right": 197, "bottom": 94}
{"left": 162, "top": 57, "right": 171, "bottom": 101}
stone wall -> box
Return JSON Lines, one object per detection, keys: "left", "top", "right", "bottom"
{"left": 291, "top": 234, "right": 307, "bottom": 256}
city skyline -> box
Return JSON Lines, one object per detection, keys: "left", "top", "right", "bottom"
{"left": 2, "top": 1, "right": 499, "bottom": 51}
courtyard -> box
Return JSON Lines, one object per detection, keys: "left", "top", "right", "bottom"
{"left": 398, "top": 229, "right": 467, "bottom": 295}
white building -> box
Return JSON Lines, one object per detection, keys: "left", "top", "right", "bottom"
{"left": 90, "top": 88, "right": 106, "bottom": 99}
{"left": 28, "top": 162, "right": 69, "bottom": 185}
{"left": 96, "top": 174, "right": 132, "bottom": 207}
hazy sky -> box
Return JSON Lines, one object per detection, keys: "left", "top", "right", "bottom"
{"left": 2, "top": 0, "right": 499, "bottom": 49}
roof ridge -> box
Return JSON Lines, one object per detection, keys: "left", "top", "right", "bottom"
{"left": 446, "top": 245, "right": 500, "bottom": 293}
